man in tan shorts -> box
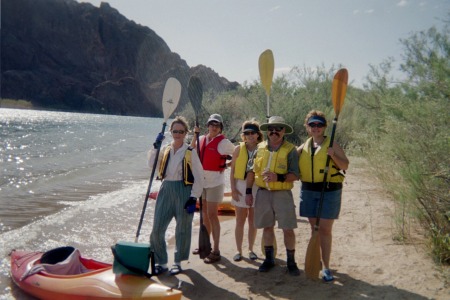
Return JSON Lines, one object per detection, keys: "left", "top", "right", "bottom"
{"left": 245, "top": 116, "right": 300, "bottom": 276}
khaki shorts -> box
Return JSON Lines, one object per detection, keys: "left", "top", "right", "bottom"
{"left": 202, "top": 184, "right": 224, "bottom": 203}
{"left": 254, "top": 189, "right": 297, "bottom": 229}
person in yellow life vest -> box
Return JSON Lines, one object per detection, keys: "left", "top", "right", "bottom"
{"left": 298, "top": 110, "right": 349, "bottom": 282}
{"left": 245, "top": 116, "right": 301, "bottom": 276}
{"left": 229, "top": 120, "right": 263, "bottom": 262}
{"left": 191, "top": 113, "right": 235, "bottom": 264}
{"left": 147, "top": 116, "right": 204, "bottom": 276}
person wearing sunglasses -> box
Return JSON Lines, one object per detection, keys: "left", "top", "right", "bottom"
{"left": 229, "top": 120, "right": 263, "bottom": 262}
{"left": 147, "top": 116, "right": 204, "bottom": 276}
{"left": 245, "top": 116, "right": 301, "bottom": 276}
{"left": 191, "top": 113, "right": 235, "bottom": 264}
{"left": 297, "top": 110, "right": 349, "bottom": 282}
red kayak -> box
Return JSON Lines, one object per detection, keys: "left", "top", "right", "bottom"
{"left": 10, "top": 248, "right": 182, "bottom": 300}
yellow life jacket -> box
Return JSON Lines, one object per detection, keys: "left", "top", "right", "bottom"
{"left": 158, "top": 146, "right": 194, "bottom": 186}
{"left": 233, "top": 142, "right": 258, "bottom": 180}
{"left": 254, "top": 140, "right": 295, "bottom": 190}
{"left": 298, "top": 136, "right": 344, "bottom": 183}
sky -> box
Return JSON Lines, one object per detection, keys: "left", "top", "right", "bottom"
{"left": 78, "top": 0, "right": 449, "bottom": 87}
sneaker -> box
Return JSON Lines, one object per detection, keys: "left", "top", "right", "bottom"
{"left": 287, "top": 262, "right": 300, "bottom": 276}
{"left": 233, "top": 253, "right": 242, "bottom": 261}
{"left": 258, "top": 259, "right": 275, "bottom": 272}
{"left": 322, "top": 269, "right": 334, "bottom": 282}
{"left": 248, "top": 251, "right": 258, "bottom": 260}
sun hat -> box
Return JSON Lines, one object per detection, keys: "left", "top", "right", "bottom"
{"left": 307, "top": 115, "right": 327, "bottom": 125}
{"left": 242, "top": 123, "right": 260, "bottom": 133}
{"left": 206, "top": 113, "right": 223, "bottom": 124}
{"left": 260, "top": 116, "right": 293, "bottom": 134}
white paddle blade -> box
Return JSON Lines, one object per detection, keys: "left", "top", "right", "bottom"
{"left": 162, "top": 77, "right": 182, "bottom": 121}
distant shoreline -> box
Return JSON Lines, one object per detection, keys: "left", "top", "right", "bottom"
{"left": 0, "top": 99, "right": 33, "bottom": 109}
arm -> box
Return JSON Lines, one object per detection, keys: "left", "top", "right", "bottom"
{"left": 229, "top": 145, "right": 241, "bottom": 201}
{"left": 245, "top": 171, "right": 255, "bottom": 206}
{"left": 190, "top": 148, "right": 205, "bottom": 198}
{"left": 327, "top": 141, "right": 349, "bottom": 171}
{"left": 218, "top": 138, "right": 236, "bottom": 156}
{"left": 147, "top": 146, "right": 165, "bottom": 171}
{"left": 190, "top": 125, "right": 200, "bottom": 149}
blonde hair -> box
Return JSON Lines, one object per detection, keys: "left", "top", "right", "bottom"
{"left": 170, "top": 116, "right": 190, "bottom": 132}
{"left": 303, "top": 110, "right": 328, "bottom": 127}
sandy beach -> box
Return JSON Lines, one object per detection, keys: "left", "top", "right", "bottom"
{"left": 153, "top": 157, "right": 448, "bottom": 299}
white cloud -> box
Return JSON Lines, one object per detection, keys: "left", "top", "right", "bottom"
{"left": 397, "top": 0, "right": 408, "bottom": 7}
{"left": 364, "top": 9, "right": 375, "bottom": 14}
{"left": 353, "top": 9, "right": 360, "bottom": 15}
{"left": 270, "top": 5, "right": 280, "bottom": 12}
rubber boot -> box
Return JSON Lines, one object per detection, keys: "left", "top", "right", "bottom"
{"left": 286, "top": 249, "right": 300, "bottom": 276}
{"left": 258, "top": 246, "right": 275, "bottom": 272}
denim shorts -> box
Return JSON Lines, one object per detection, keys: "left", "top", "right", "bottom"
{"left": 299, "top": 188, "right": 342, "bottom": 219}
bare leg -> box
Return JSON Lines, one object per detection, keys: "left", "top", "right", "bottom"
{"left": 247, "top": 207, "right": 257, "bottom": 252}
{"left": 234, "top": 207, "right": 247, "bottom": 254}
{"left": 207, "top": 202, "right": 220, "bottom": 252}
{"left": 318, "top": 219, "right": 334, "bottom": 269}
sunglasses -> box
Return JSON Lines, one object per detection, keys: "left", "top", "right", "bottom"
{"left": 244, "top": 131, "right": 257, "bottom": 135}
{"left": 208, "top": 122, "right": 221, "bottom": 128}
{"left": 267, "top": 126, "right": 284, "bottom": 132}
{"left": 308, "top": 123, "right": 325, "bottom": 128}
{"left": 172, "top": 130, "right": 186, "bottom": 134}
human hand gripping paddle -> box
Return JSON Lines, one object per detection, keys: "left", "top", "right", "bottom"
{"left": 135, "top": 77, "right": 182, "bottom": 242}
{"left": 258, "top": 49, "right": 278, "bottom": 256}
{"left": 188, "top": 76, "right": 211, "bottom": 259}
{"left": 304, "top": 68, "right": 348, "bottom": 280}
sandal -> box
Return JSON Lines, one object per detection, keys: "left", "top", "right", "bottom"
{"left": 204, "top": 250, "right": 221, "bottom": 264}
{"left": 233, "top": 253, "right": 242, "bottom": 262}
{"left": 322, "top": 269, "right": 334, "bottom": 282}
{"left": 192, "top": 248, "right": 199, "bottom": 255}
{"left": 248, "top": 251, "right": 258, "bottom": 260}
{"left": 169, "top": 264, "right": 182, "bottom": 275}
{"left": 154, "top": 265, "right": 168, "bottom": 275}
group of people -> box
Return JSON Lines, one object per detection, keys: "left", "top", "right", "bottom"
{"left": 147, "top": 110, "right": 349, "bottom": 282}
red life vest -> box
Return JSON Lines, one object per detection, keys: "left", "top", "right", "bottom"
{"left": 199, "top": 134, "right": 228, "bottom": 172}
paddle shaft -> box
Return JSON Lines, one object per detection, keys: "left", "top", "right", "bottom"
{"left": 135, "top": 122, "right": 167, "bottom": 242}
{"left": 313, "top": 116, "right": 338, "bottom": 231}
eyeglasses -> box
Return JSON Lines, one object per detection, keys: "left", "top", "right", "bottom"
{"left": 172, "top": 130, "right": 186, "bottom": 134}
{"left": 308, "top": 123, "right": 325, "bottom": 128}
{"left": 208, "top": 122, "right": 221, "bottom": 128}
{"left": 244, "top": 131, "right": 257, "bottom": 135}
{"left": 267, "top": 126, "right": 284, "bottom": 132}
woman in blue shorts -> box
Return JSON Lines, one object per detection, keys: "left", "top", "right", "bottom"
{"left": 298, "top": 110, "right": 349, "bottom": 282}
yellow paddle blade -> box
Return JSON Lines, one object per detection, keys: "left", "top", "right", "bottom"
{"left": 304, "top": 231, "right": 321, "bottom": 280}
{"left": 331, "top": 68, "right": 348, "bottom": 117}
{"left": 258, "top": 49, "right": 275, "bottom": 96}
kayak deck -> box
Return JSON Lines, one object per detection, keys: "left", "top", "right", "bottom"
{"left": 10, "top": 249, "right": 182, "bottom": 300}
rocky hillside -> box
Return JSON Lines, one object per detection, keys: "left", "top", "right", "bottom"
{"left": 1, "top": 0, "right": 239, "bottom": 116}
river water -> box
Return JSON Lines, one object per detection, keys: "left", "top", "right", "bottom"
{"left": 0, "top": 108, "right": 185, "bottom": 299}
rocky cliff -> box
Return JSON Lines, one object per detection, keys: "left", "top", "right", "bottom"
{"left": 1, "top": 0, "right": 239, "bottom": 116}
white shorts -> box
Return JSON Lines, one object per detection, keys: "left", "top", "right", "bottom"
{"left": 231, "top": 179, "right": 257, "bottom": 208}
